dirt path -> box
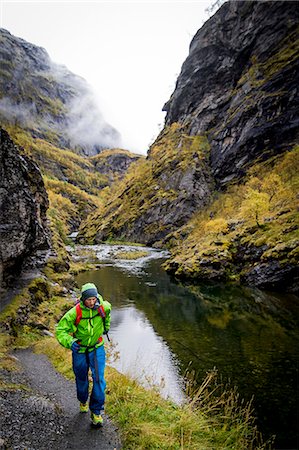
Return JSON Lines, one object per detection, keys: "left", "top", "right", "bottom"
{"left": 12, "top": 349, "right": 122, "bottom": 450}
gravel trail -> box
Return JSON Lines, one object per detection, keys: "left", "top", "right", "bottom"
{"left": 1, "top": 349, "right": 122, "bottom": 450}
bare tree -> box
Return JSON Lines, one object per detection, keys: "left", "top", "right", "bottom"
{"left": 205, "top": 0, "right": 227, "bottom": 17}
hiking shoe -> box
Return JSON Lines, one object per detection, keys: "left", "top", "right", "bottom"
{"left": 90, "top": 412, "right": 103, "bottom": 427}
{"left": 80, "top": 402, "right": 89, "bottom": 413}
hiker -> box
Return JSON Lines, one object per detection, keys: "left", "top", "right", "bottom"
{"left": 56, "top": 282, "right": 111, "bottom": 427}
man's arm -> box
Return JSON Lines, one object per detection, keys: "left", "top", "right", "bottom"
{"left": 56, "top": 307, "right": 77, "bottom": 349}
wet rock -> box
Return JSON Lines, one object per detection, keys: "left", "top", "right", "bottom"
{"left": 42, "top": 330, "right": 54, "bottom": 337}
{"left": 242, "top": 261, "right": 299, "bottom": 294}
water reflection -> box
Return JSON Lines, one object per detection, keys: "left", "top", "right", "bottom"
{"left": 110, "top": 306, "right": 184, "bottom": 403}
{"left": 75, "top": 252, "right": 299, "bottom": 449}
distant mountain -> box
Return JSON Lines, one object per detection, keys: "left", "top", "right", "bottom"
{"left": 78, "top": 1, "right": 299, "bottom": 293}
{"left": 0, "top": 28, "right": 121, "bottom": 156}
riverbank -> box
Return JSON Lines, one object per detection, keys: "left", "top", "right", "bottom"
{"left": 0, "top": 244, "right": 271, "bottom": 449}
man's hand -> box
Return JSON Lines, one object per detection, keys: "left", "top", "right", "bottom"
{"left": 71, "top": 341, "right": 80, "bottom": 352}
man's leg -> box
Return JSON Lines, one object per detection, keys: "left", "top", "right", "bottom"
{"left": 89, "top": 345, "right": 106, "bottom": 415}
{"left": 72, "top": 351, "right": 89, "bottom": 404}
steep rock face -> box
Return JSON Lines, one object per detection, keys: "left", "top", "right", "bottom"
{"left": 0, "top": 29, "right": 120, "bottom": 156}
{"left": 0, "top": 129, "right": 50, "bottom": 297}
{"left": 163, "top": 1, "right": 299, "bottom": 185}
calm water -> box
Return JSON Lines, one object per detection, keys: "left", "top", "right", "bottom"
{"left": 74, "top": 245, "right": 299, "bottom": 449}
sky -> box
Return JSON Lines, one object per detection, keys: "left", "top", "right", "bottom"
{"left": 0, "top": 0, "right": 215, "bottom": 154}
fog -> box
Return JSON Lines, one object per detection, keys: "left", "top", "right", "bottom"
{"left": 51, "top": 61, "right": 122, "bottom": 153}
{"left": 0, "top": 30, "right": 121, "bottom": 155}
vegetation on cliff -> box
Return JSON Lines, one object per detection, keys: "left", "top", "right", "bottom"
{"left": 164, "top": 146, "right": 298, "bottom": 292}
{"left": 91, "top": 148, "right": 142, "bottom": 184}
{"left": 5, "top": 126, "right": 110, "bottom": 193}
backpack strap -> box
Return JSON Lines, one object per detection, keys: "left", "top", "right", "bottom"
{"left": 98, "top": 305, "right": 109, "bottom": 339}
{"left": 75, "top": 303, "right": 82, "bottom": 326}
{"left": 97, "top": 305, "right": 106, "bottom": 318}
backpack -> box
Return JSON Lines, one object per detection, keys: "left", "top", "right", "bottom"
{"left": 75, "top": 302, "right": 106, "bottom": 327}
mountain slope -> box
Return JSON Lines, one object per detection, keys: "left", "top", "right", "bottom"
{"left": 4, "top": 125, "right": 142, "bottom": 240}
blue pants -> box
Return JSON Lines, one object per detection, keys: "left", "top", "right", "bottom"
{"left": 72, "top": 345, "right": 106, "bottom": 415}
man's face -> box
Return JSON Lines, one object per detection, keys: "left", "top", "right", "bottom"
{"left": 84, "top": 296, "right": 97, "bottom": 309}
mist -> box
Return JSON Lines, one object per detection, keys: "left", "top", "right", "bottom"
{"left": 52, "top": 62, "right": 122, "bottom": 153}
{"left": 0, "top": 28, "right": 122, "bottom": 156}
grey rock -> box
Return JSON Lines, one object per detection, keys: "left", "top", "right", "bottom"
{"left": 0, "top": 129, "right": 50, "bottom": 301}
{"left": 163, "top": 1, "right": 299, "bottom": 186}
{"left": 41, "top": 330, "right": 54, "bottom": 337}
{"left": 92, "top": 150, "right": 142, "bottom": 180}
{"left": 242, "top": 261, "right": 299, "bottom": 293}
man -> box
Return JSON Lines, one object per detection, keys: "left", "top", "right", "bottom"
{"left": 56, "top": 282, "right": 111, "bottom": 427}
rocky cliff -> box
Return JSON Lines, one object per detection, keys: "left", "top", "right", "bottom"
{"left": 162, "top": 1, "right": 298, "bottom": 186}
{"left": 0, "top": 129, "right": 50, "bottom": 298}
{"left": 78, "top": 1, "right": 299, "bottom": 292}
{"left": 0, "top": 28, "right": 120, "bottom": 156}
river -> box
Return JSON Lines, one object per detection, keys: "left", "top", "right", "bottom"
{"left": 72, "top": 244, "right": 299, "bottom": 449}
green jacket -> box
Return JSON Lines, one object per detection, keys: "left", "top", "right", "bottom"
{"left": 56, "top": 297, "right": 111, "bottom": 352}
